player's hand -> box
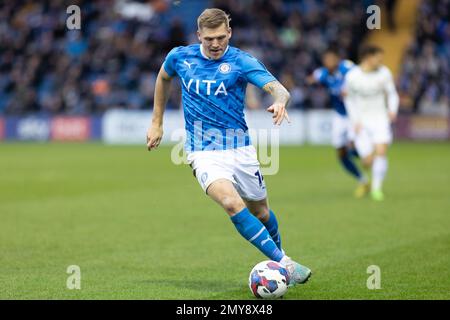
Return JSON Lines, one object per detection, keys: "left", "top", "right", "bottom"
{"left": 147, "top": 125, "right": 163, "bottom": 151}
{"left": 305, "top": 75, "right": 316, "bottom": 86}
{"left": 389, "top": 112, "right": 397, "bottom": 123}
{"left": 267, "top": 103, "right": 291, "bottom": 126}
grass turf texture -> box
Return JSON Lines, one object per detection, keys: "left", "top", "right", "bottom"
{"left": 0, "top": 142, "right": 449, "bottom": 300}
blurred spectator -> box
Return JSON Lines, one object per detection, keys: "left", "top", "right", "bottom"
{"left": 398, "top": 0, "right": 450, "bottom": 116}
{"left": 0, "top": 0, "right": 378, "bottom": 114}
{"left": 0, "top": 0, "right": 185, "bottom": 115}
{"left": 213, "top": 0, "right": 371, "bottom": 110}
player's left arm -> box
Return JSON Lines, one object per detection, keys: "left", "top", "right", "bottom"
{"left": 384, "top": 69, "right": 399, "bottom": 123}
{"left": 262, "top": 80, "right": 291, "bottom": 125}
{"left": 241, "top": 53, "right": 291, "bottom": 125}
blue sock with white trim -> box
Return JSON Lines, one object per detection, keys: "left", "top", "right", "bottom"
{"left": 230, "top": 208, "right": 284, "bottom": 262}
{"left": 263, "top": 210, "right": 282, "bottom": 251}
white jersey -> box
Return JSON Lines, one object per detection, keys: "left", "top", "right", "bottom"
{"left": 343, "top": 65, "right": 399, "bottom": 125}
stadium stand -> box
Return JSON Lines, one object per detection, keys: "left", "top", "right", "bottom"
{"left": 0, "top": 0, "right": 373, "bottom": 114}
{"left": 397, "top": 0, "right": 450, "bottom": 116}
{"left": 0, "top": 0, "right": 448, "bottom": 116}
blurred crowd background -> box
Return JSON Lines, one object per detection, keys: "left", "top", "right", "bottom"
{"left": 0, "top": 0, "right": 449, "bottom": 116}
{"left": 397, "top": 0, "right": 450, "bottom": 116}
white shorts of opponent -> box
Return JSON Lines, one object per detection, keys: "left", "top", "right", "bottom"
{"left": 187, "top": 145, "right": 267, "bottom": 201}
{"left": 332, "top": 112, "right": 355, "bottom": 149}
{"left": 354, "top": 120, "right": 393, "bottom": 158}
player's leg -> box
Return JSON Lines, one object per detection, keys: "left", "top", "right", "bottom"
{"left": 347, "top": 141, "right": 360, "bottom": 158}
{"left": 244, "top": 197, "right": 312, "bottom": 286}
{"left": 371, "top": 144, "right": 388, "bottom": 201}
{"left": 333, "top": 114, "right": 367, "bottom": 192}
{"left": 336, "top": 146, "right": 363, "bottom": 181}
{"left": 244, "top": 198, "right": 282, "bottom": 251}
{"left": 369, "top": 121, "right": 392, "bottom": 201}
{"left": 353, "top": 125, "right": 376, "bottom": 191}
{"left": 188, "top": 149, "right": 284, "bottom": 261}
{"left": 228, "top": 146, "right": 283, "bottom": 252}
{"left": 336, "top": 146, "right": 370, "bottom": 197}
{"left": 206, "top": 178, "right": 246, "bottom": 215}
{"left": 242, "top": 197, "right": 311, "bottom": 285}
{"left": 232, "top": 146, "right": 311, "bottom": 285}
{"left": 206, "top": 178, "right": 285, "bottom": 262}
{"left": 361, "top": 153, "right": 374, "bottom": 170}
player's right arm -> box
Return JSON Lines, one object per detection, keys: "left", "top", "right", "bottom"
{"left": 147, "top": 46, "right": 181, "bottom": 151}
{"left": 306, "top": 68, "right": 323, "bottom": 85}
{"left": 383, "top": 67, "right": 399, "bottom": 123}
{"left": 147, "top": 66, "right": 173, "bottom": 151}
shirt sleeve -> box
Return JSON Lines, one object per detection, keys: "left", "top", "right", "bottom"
{"left": 383, "top": 68, "right": 399, "bottom": 115}
{"left": 162, "top": 47, "right": 182, "bottom": 77}
{"left": 240, "top": 53, "right": 277, "bottom": 89}
{"left": 341, "top": 60, "right": 355, "bottom": 73}
{"left": 313, "top": 68, "right": 325, "bottom": 84}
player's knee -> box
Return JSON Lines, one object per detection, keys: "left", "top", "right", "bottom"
{"left": 362, "top": 156, "right": 373, "bottom": 168}
{"left": 337, "top": 147, "right": 347, "bottom": 159}
{"left": 221, "top": 196, "right": 245, "bottom": 216}
{"left": 251, "top": 206, "right": 270, "bottom": 222}
{"left": 375, "top": 145, "right": 388, "bottom": 157}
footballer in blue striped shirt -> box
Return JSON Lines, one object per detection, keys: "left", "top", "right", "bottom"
{"left": 146, "top": 8, "right": 311, "bottom": 287}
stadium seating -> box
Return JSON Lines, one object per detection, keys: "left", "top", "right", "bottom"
{"left": 0, "top": 0, "right": 448, "bottom": 115}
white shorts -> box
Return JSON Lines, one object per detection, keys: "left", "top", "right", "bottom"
{"left": 332, "top": 112, "right": 354, "bottom": 148}
{"left": 186, "top": 145, "right": 267, "bottom": 201}
{"left": 354, "top": 121, "right": 393, "bottom": 158}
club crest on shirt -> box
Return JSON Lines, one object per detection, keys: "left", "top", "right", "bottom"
{"left": 219, "top": 63, "right": 231, "bottom": 74}
{"left": 200, "top": 172, "right": 208, "bottom": 185}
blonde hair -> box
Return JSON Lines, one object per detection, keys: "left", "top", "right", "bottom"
{"left": 197, "top": 8, "right": 230, "bottom": 30}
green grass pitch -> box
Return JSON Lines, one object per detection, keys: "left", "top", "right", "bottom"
{"left": 1, "top": 142, "right": 449, "bottom": 299}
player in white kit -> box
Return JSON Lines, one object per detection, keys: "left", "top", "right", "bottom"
{"left": 343, "top": 45, "right": 399, "bottom": 201}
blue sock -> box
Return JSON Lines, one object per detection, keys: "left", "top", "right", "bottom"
{"left": 349, "top": 147, "right": 359, "bottom": 158}
{"left": 339, "top": 153, "right": 362, "bottom": 181}
{"left": 231, "top": 208, "right": 284, "bottom": 262}
{"left": 263, "top": 210, "right": 282, "bottom": 251}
